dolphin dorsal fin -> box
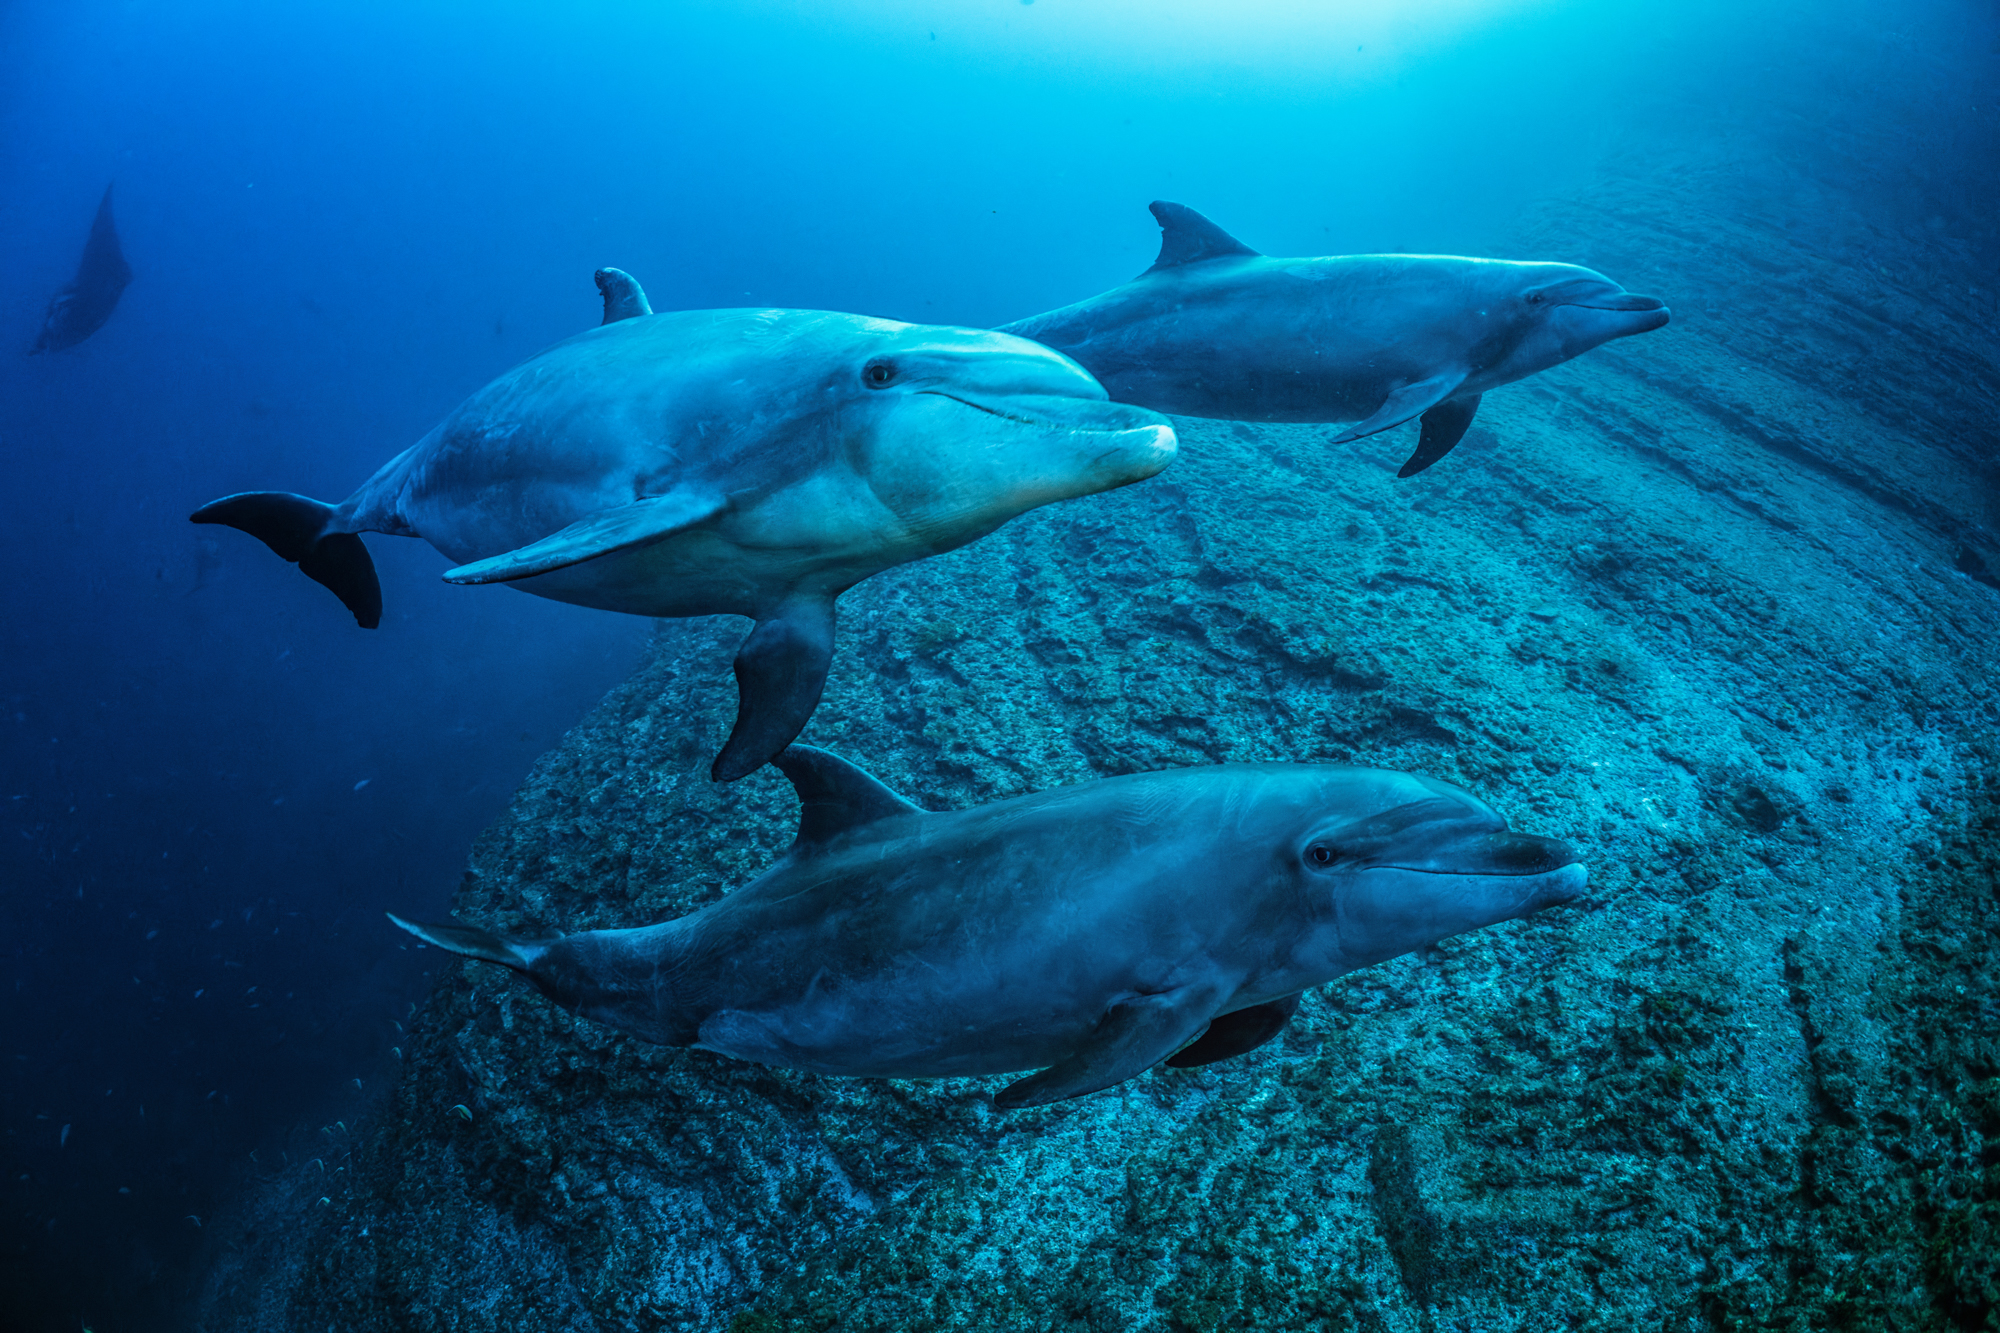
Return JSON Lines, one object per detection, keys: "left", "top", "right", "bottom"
{"left": 594, "top": 267, "right": 653, "bottom": 324}
{"left": 772, "top": 745, "right": 924, "bottom": 850}
{"left": 1145, "top": 201, "right": 1259, "bottom": 273}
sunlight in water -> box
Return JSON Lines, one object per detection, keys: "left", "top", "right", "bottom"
{"left": 729, "top": 0, "right": 1568, "bottom": 81}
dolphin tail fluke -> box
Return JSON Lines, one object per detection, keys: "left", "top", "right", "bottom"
{"left": 190, "top": 491, "right": 383, "bottom": 629}
{"left": 386, "top": 913, "right": 550, "bottom": 972}
{"left": 712, "top": 597, "right": 837, "bottom": 783}
{"left": 1398, "top": 393, "right": 1483, "bottom": 479}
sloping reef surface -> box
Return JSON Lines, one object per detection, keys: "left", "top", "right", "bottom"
{"left": 196, "top": 150, "right": 2000, "bottom": 1333}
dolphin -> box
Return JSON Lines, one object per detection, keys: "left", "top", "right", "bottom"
{"left": 997, "top": 201, "right": 1670, "bottom": 477}
{"left": 31, "top": 184, "right": 132, "bottom": 354}
{"left": 391, "top": 746, "right": 1584, "bottom": 1108}
{"left": 191, "top": 270, "right": 1175, "bottom": 780}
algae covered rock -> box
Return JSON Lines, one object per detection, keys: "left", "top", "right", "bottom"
{"left": 195, "top": 166, "right": 2000, "bottom": 1332}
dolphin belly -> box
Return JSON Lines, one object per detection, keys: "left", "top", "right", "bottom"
{"left": 1011, "top": 295, "right": 1425, "bottom": 426}
{"left": 455, "top": 503, "right": 926, "bottom": 620}
{"left": 1089, "top": 360, "right": 1388, "bottom": 425}
{"left": 696, "top": 1001, "right": 1096, "bottom": 1079}
{"left": 489, "top": 536, "right": 790, "bottom": 620}
{"left": 691, "top": 925, "right": 1170, "bottom": 1078}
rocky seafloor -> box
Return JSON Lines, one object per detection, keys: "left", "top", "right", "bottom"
{"left": 193, "top": 144, "right": 2000, "bottom": 1330}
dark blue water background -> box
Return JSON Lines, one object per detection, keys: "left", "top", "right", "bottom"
{"left": 2, "top": 0, "right": 1993, "bottom": 1327}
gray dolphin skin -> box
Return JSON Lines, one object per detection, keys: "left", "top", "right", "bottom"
{"left": 31, "top": 184, "right": 132, "bottom": 354}
{"left": 191, "top": 272, "right": 1175, "bottom": 780}
{"left": 390, "top": 746, "right": 1584, "bottom": 1108}
{"left": 998, "top": 201, "right": 1670, "bottom": 477}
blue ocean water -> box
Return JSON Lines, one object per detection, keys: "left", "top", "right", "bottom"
{"left": 1, "top": 0, "right": 1994, "bottom": 1328}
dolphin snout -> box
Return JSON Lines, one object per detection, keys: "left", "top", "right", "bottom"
{"left": 1439, "top": 833, "right": 1587, "bottom": 914}
{"left": 1528, "top": 861, "right": 1588, "bottom": 909}
{"left": 1477, "top": 830, "right": 1578, "bottom": 876}
{"left": 929, "top": 391, "right": 1172, "bottom": 438}
{"left": 1633, "top": 305, "right": 1671, "bottom": 333}
{"left": 1571, "top": 291, "right": 1666, "bottom": 313}
{"left": 1381, "top": 828, "right": 1578, "bottom": 879}
{"left": 1577, "top": 292, "right": 1671, "bottom": 336}
{"left": 1479, "top": 832, "right": 1587, "bottom": 911}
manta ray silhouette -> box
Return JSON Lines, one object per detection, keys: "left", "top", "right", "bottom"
{"left": 31, "top": 184, "right": 132, "bottom": 355}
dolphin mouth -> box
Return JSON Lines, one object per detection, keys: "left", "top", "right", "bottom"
{"left": 1489, "top": 860, "right": 1586, "bottom": 906}
{"left": 1362, "top": 859, "right": 1588, "bottom": 911}
{"left": 919, "top": 391, "right": 1045, "bottom": 427}
{"left": 1626, "top": 304, "right": 1672, "bottom": 332}
{"left": 919, "top": 390, "right": 1172, "bottom": 438}
{"left": 1374, "top": 831, "right": 1580, "bottom": 878}
{"left": 1566, "top": 292, "right": 1667, "bottom": 314}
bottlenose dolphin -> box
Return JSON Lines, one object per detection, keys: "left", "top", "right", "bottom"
{"left": 391, "top": 746, "right": 1584, "bottom": 1108}
{"left": 192, "top": 272, "right": 1175, "bottom": 780}
{"left": 998, "top": 202, "right": 1670, "bottom": 476}
{"left": 31, "top": 185, "right": 132, "bottom": 354}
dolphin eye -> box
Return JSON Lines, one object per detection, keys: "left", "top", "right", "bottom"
{"left": 863, "top": 360, "right": 897, "bottom": 388}
{"left": 1307, "top": 844, "right": 1335, "bottom": 866}
{"left": 1525, "top": 291, "right": 1545, "bottom": 304}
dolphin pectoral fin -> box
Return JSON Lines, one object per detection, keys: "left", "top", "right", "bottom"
{"left": 1164, "top": 992, "right": 1303, "bottom": 1068}
{"left": 712, "top": 598, "right": 838, "bottom": 783}
{"left": 1398, "top": 393, "right": 1483, "bottom": 479}
{"left": 994, "top": 986, "right": 1222, "bottom": 1109}
{"left": 594, "top": 267, "right": 652, "bottom": 324}
{"left": 191, "top": 491, "right": 383, "bottom": 629}
{"left": 1330, "top": 372, "right": 1468, "bottom": 446}
{"left": 442, "top": 486, "right": 725, "bottom": 585}
{"left": 385, "top": 913, "right": 551, "bottom": 972}
{"left": 772, "top": 746, "right": 925, "bottom": 851}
